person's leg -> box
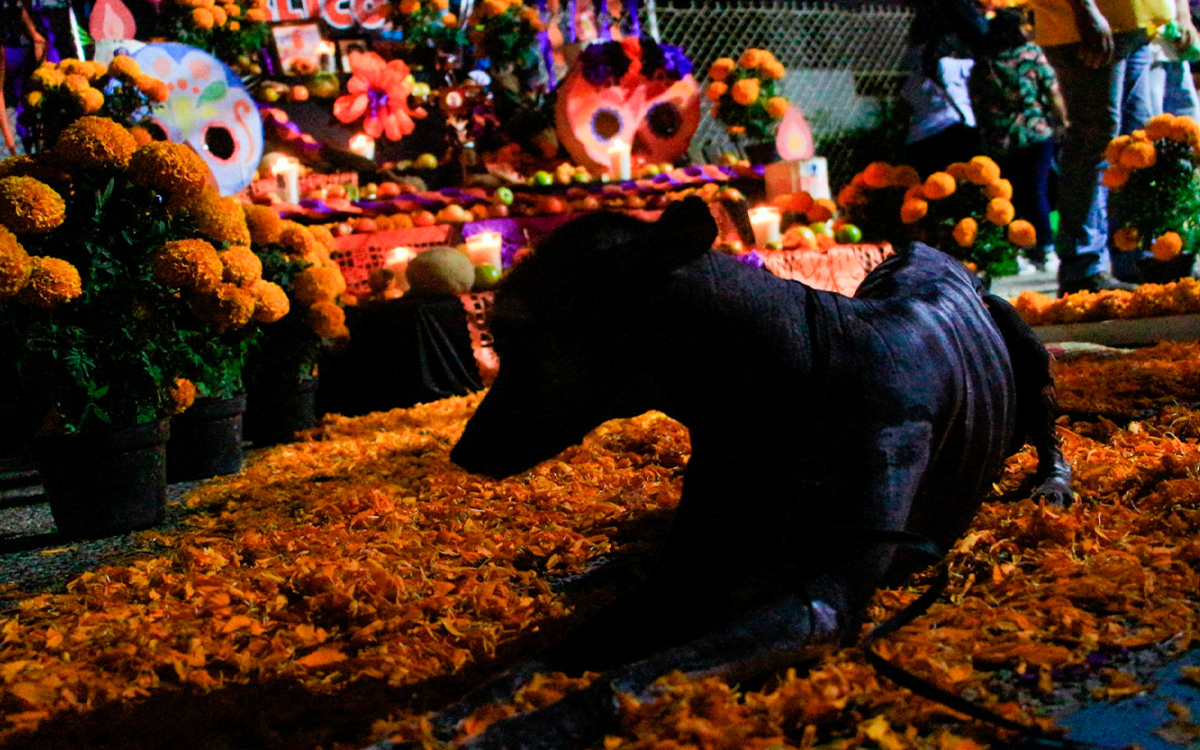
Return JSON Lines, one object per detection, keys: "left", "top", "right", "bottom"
{"left": 1149, "top": 61, "right": 1168, "bottom": 117}
{"left": 1000, "top": 140, "right": 1055, "bottom": 268}
{"left": 1163, "top": 61, "right": 1200, "bottom": 119}
{"left": 1043, "top": 43, "right": 1117, "bottom": 290}
{"left": 1111, "top": 37, "right": 1155, "bottom": 280}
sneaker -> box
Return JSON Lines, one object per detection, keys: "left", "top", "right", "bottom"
{"left": 1058, "top": 272, "right": 1140, "bottom": 297}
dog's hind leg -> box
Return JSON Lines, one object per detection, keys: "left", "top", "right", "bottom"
{"left": 453, "top": 578, "right": 852, "bottom": 750}
{"left": 983, "top": 294, "right": 1073, "bottom": 505}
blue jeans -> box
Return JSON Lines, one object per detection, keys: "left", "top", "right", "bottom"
{"left": 1045, "top": 31, "right": 1153, "bottom": 285}
{"left": 1150, "top": 60, "right": 1200, "bottom": 119}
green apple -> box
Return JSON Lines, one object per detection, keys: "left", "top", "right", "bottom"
{"left": 474, "top": 264, "right": 502, "bottom": 290}
{"left": 834, "top": 223, "right": 863, "bottom": 244}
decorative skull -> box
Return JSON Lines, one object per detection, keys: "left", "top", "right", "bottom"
{"left": 132, "top": 43, "right": 264, "bottom": 196}
{"left": 555, "top": 37, "right": 700, "bottom": 174}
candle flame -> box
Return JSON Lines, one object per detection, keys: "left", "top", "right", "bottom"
{"left": 775, "top": 106, "right": 814, "bottom": 162}
{"left": 386, "top": 247, "right": 414, "bottom": 264}
{"left": 89, "top": 0, "right": 137, "bottom": 40}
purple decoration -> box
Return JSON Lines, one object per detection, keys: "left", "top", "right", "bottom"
{"left": 567, "top": 0, "right": 577, "bottom": 42}
{"left": 598, "top": 0, "right": 610, "bottom": 40}
{"left": 738, "top": 250, "right": 766, "bottom": 269}
{"left": 629, "top": 0, "right": 640, "bottom": 37}
{"left": 536, "top": 0, "right": 555, "bottom": 88}
{"left": 578, "top": 37, "right": 691, "bottom": 88}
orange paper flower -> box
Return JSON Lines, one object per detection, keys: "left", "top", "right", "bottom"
{"left": 333, "top": 52, "right": 427, "bottom": 141}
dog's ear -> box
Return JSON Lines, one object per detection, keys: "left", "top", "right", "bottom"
{"left": 649, "top": 196, "right": 718, "bottom": 269}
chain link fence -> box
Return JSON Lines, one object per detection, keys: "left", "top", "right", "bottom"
{"left": 625, "top": 1, "right": 917, "bottom": 190}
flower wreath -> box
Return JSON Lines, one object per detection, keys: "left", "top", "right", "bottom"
{"left": 577, "top": 37, "right": 693, "bottom": 88}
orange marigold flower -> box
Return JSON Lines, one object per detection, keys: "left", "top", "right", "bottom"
{"left": 138, "top": 77, "right": 170, "bottom": 104}
{"left": 966, "top": 156, "right": 1002, "bottom": 185}
{"left": 399, "top": 0, "right": 419, "bottom": 13}
{"left": 243, "top": 204, "right": 284, "bottom": 246}
{"left": 308, "top": 224, "right": 335, "bottom": 250}
{"left": 944, "top": 162, "right": 971, "bottom": 180}
{"left": 985, "top": 197, "right": 1016, "bottom": 226}
{"left": 440, "top": 13, "right": 456, "bottom": 24}
{"left": 307, "top": 299, "right": 346, "bottom": 338}
{"left": 806, "top": 198, "right": 837, "bottom": 224}
{"left": 192, "top": 6, "right": 215, "bottom": 28}
{"left": 709, "top": 58, "right": 736, "bottom": 82}
{"left": 900, "top": 198, "right": 928, "bottom": 224}
{"left": 1104, "top": 135, "right": 1132, "bottom": 164}
{"left": 1144, "top": 113, "right": 1177, "bottom": 141}
{"left": 52, "top": 116, "right": 138, "bottom": 171}
{"left": 953, "top": 217, "right": 978, "bottom": 247}
{"left": 219, "top": 245, "right": 263, "bottom": 286}
{"left": 129, "top": 142, "right": 212, "bottom": 200}
{"left": 904, "top": 185, "right": 926, "bottom": 202}
{"left": 0, "top": 226, "right": 32, "bottom": 297}
{"left": 1007, "top": 219, "right": 1037, "bottom": 247}
{"left": 1113, "top": 226, "right": 1141, "bottom": 251}
{"left": 73, "top": 87, "right": 105, "bottom": 114}
{"left": 761, "top": 60, "right": 786, "bottom": 81}
{"left": 210, "top": 5, "right": 227, "bottom": 25}
{"left": 192, "top": 194, "right": 252, "bottom": 246}
{"left": 107, "top": 54, "right": 141, "bottom": 80}
{"left": 245, "top": 7, "right": 267, "bottom": 21}
{"left": 739, "top": 49, "right": 765, "bottom": 69}
{"left": 923, "top": 171, "right": 957, "bottom": 200}
{"left": 0, "top": 155, "right": 34, "bottom": 179}
{"left": 1102, "top": 167, "right": 1130, "bottom": 189}
{"left": 64, "top": 73, "right": 90, "bottom": 93}
{"left": 731, "top": 78, "right": 760, "bottom": 106}
{"left": 1168, "top": 117, "right": 1200, "bottom": 146}
{"left": 249, "top": 279, "right": 290, "bottom": 323}
{"left": 167, "top": 377, "right": 196, "bottom": 415}
{"left": 279, "top": 222, "right": 319, "bottom": 257}
{"left": 190, "top": 282, "right": 256, "bottom": 332}
{"left": 836, "top": 184, "right": 863, "bottom": 208}
{"left": 16, "top": 256, "right": 81, "bottom": 308}
{"left": 127, "top": 125, "right": 155, "bottom": 146}
{"left": 764, "top": 97, "right": 789, "bottom": 118}
{"left": 1118, "top": 141, "right": 1156, "bottom": 169}
{"left": 0, "top": 176, "right": 66, "bottom": 234}
{"left": 860, "top": 162, "right": 894, "bottom": 189}
{"left": 705, "top": 81, "right": 728, "bottom": 103}
{"left": 24, "top": 91, "right": 42, "bottom": 108}
{"left": 291, "top": 265, "right": 344, "bottom": 305}
{"left": 1152, "top": 231, "right": 1184, "bottom": 261}
{"left": 150, "top": 238, "right": 223, "bottom": 291}
{"left": 985, "top": 178, "right": 1014, "bottom": 200}
{"left": 29, "top": 67, "right": 65, "bottom": 89}
{"left": 890, "top": 165, "right": 921, "bottom": 188}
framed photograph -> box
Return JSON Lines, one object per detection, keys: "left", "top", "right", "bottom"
{"left": 337, "top": 39, "right": 370, "bottom": 73}
{"left": 271, "top": 22, "right": 325, "bottom": 76}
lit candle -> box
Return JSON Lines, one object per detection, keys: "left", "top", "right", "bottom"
{"left": 348, "top": 134, "right": 376, "bottom": 162}
{"left": 384, "top": 246, "right": 415, "bottom": 291}
{"left": 464, "top": 231, "right": 503, "bottom": 269}
{"left": 748, "top": 206, "right": 782, "bottom": 248}
{"left": 316, "top": 41, "right": 336, "bottom": 73}
{"left": 608, "top": 139, "right": 632, "bottom": 181}
{"left": 272, "top": 157, "right": 301, "bottom": 204}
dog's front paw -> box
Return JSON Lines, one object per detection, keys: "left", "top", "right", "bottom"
{"left": 458, "top": 683, "right": 616, "bottom": 750}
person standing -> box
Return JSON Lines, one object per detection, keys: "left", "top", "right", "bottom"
{"left": 1030, "top": 0, "right": 1173, "bottom": 295}
{"left": 969, "top": 8, "right": 1067, "bottom": 271}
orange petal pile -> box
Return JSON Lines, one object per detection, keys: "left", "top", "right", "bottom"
{"left": 5, "top": 344, "right": 1200, "bottom": 749}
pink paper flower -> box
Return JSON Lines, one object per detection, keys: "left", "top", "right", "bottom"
{"left": 333, "top": 52, "right": 427, "bottom": 141}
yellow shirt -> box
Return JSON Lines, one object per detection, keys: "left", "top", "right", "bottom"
{"left": 1032, "top": 0, "right": 1173, "bottom": 46}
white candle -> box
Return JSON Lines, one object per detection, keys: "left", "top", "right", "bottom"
{"left": 464, "top": 231, "right": 503, "bottom": 269}
{"left": 384, "top": 246, "right": 415, "bottom": 291}
{"left": 349, "top": 134, "right": 376, "bottom": 162}
{"left": 608, "top": 139, "right": 632, "bottom": 181}
{"left": 317, "top": 41, "right": 337, "bottom": 74}
{"left": 748, "top": 206, "right": 782, "bottom": 247}
{"left": 272, "top": 158, "right": 301, "bottom": 204}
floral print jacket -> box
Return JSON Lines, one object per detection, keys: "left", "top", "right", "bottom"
{"left": 968, "top": 42, "right": 1065, "bottom": 155}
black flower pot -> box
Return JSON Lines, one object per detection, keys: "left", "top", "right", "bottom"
{"left": 245, "top": 378, "right": 319, "bottom": 447}
{"left": 33, "top": 420, "right": 170, "bottom": 540}
{"left": 167, "top": 395, "right": 247, "bottom": 482}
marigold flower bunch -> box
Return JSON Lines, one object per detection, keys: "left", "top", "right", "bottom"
{"left": 468, "top": 0, "right": 544, "bottom": 77}
{"left": 0, "top": 118, "right": 284, "bottom": 432}
{"left": 18, "top": 56, "right": 169, "bottom": 153}
{"left": 1104, "top": 113, "right": 1200, "bottom": 280}
{"left": 705, "top": 48, "right": 788, "bottom": 142}
{"left": 246, "top": 216, "right": 350, "bottom": 387}
{"left": 1013, "top": 276, "right": 1200, "bottom": 326}
{"left": 390, "top": 0, "right": 465, "bottom": 53}
{"left": 160, "top": 0, "right": 270, "bottom": 76}
{"left": 835, "top": 160, "right": 922, "bottom": 244}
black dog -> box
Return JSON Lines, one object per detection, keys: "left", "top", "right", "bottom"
{"left": 414, "top": 197, "right": 1072, "bottom": 749}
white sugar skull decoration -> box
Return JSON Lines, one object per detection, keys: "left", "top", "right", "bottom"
{"left": 132, "top": 43, "right": 264, "bottom": 196}
{"left": 555, "top": 38, "right": 700, "bottom": 174}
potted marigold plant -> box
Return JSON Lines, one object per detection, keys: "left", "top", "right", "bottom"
{"left": 705, "top": 48, "right": 789, "bottom": 162}
{"left": 392, "top": 0, "right": 466, "bottom": 80}
{"left": 1104, "top": 113, "right": 1200, "bottom": 284}
{"left": 18, "top": 55, "right": 169, "bottom": 153}
{"left": 241, "top": 206, "right": 350, "bottom": 445}
{"left": 0, "top": 118, "right": 282, "bottom": 538}
{"left": 156, "top": 0, "right": 271, "bottom": 78}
